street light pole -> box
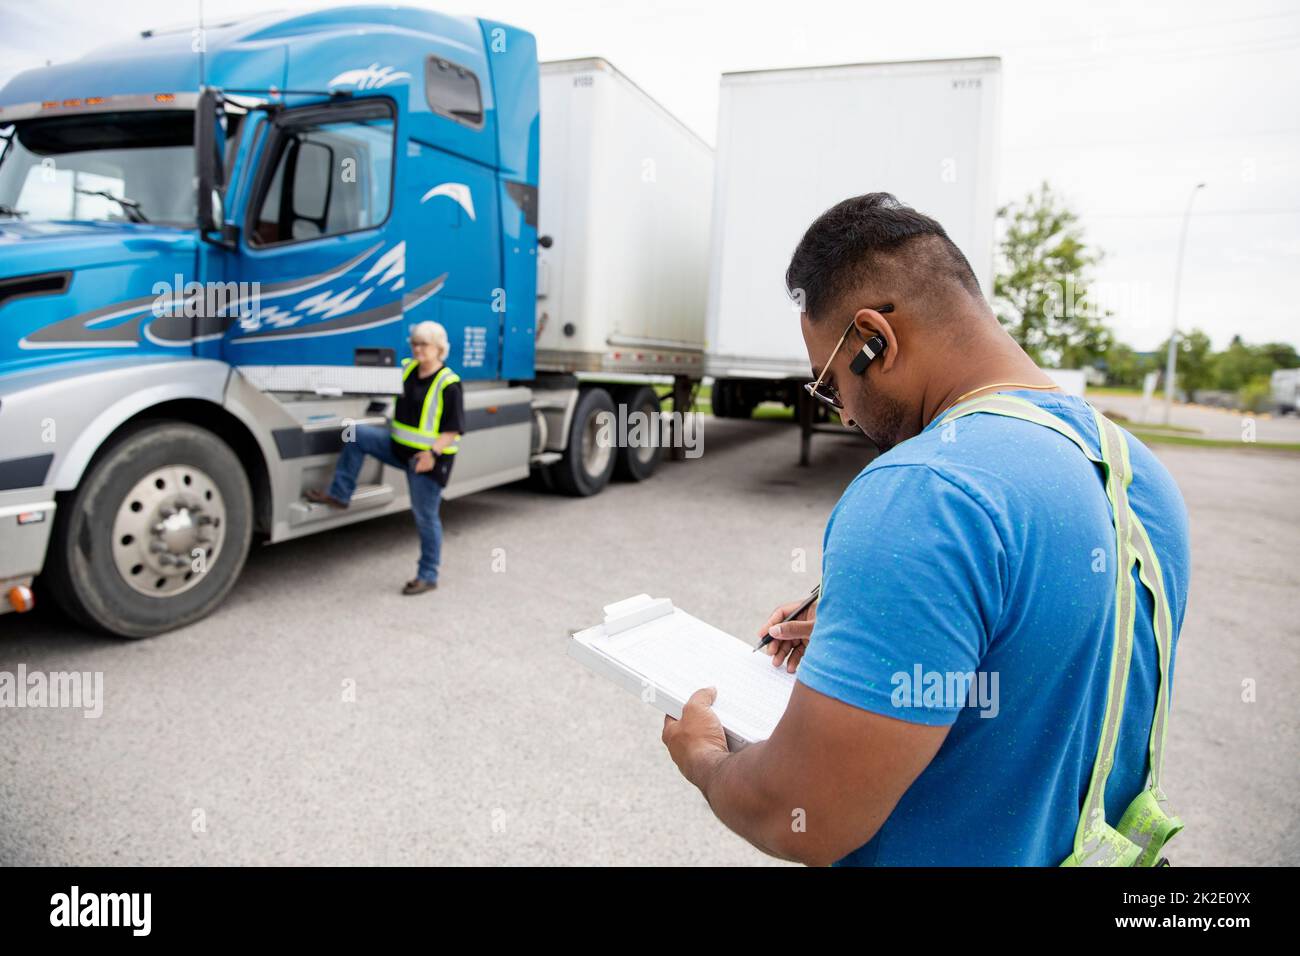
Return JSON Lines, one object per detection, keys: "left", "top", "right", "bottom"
{"left": 1164, "top": 182, "right": 1206, "bottom": 424}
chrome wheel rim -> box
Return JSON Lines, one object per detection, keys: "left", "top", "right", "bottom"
{"left": 111, "top": 464, "right": 226, "bottom": 597}
{"left": 581, "top": 408, "right": 614, "bottom": 478}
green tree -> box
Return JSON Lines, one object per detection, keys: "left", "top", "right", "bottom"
{"left": 1237, "top": 375, "right": 1274, "bottom": 413}
{"left": 994, "top": 182, "right": 1112, "bottom": 367}
{"left": 1156, "top": 328, "right": 1215, "bottom": 395}
{"left": 1256, "top": 341, "right": 1300, "bottom": 371}
{"left": 1213, "top": 335, "right": 1274, "bottom": 391}
{"left": 1104, "top": 342, "right": 1158, "bottom": 389}
{"left": 1104, "top": 342, "right": 1139, "bottom": 387}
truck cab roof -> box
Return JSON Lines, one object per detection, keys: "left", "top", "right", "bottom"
{"left": 1, "top": 6, "right": 486, "bottom": 114}
{"left": 0, "top": 5, "right": 538, "bottom": 205}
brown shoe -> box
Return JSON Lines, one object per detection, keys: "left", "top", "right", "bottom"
{"left": 402, "top": 578, "right": 438, "bottom": 596}
{"left": 306, "top": 488, "right": 349, "bottom": 509}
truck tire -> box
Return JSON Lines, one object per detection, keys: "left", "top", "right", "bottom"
{"left": 712, "top": 378, "right": 756, "bottom": 420}
{"left": 551, "top": 386, "right": 617, "bottom": 497}
{"left": 44, "top": 422, "right": 253, "bottom": 638}
{"left": 711, "top": 379, "right": 730, "bottom": 418}
{"left": 613, "top": 385, "right": 663, "bottom": 482}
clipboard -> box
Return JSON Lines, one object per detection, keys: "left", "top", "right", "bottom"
{"left": 568, "top": 594, "right": 798, "bottom": 750}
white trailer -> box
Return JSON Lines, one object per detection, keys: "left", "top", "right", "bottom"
{"left": 703, "top": 57, "right": 1002, "bottom": 459}
{"left": 536, "top": 58, "right": 713, "bottom": 375}
{"left": 530, "top": 57, "right": 715, "bottom": 491}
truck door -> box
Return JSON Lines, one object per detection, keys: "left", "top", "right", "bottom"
{"left": 225, "top": 97, "right": 406, "bottom": 384}
{"left": 222, "top": 97, "right": 413, "bottom": 528}
{"left": 404, "top": 143, "right": 500, "bottom": 377}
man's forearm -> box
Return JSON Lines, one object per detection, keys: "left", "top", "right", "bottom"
{"left": 691, "top": 742, "right": 810, "bottom": 864}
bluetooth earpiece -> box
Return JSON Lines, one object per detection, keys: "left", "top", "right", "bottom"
{"left": 848, "top": 333, "right": 886, "bottom": 375}
{"left": 847, "top": 304, "right": 894, "bottom": 376}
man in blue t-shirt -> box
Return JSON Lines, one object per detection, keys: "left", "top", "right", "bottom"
{"left": 661, "top": 193, "right": 1190, "bottom": 866}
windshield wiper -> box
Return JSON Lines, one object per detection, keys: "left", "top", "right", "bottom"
{"left": 0, "top": 203, "right": 26, "bottom": 218}
{"left": 74, "top": 188, "right": 150, "bottom": 224}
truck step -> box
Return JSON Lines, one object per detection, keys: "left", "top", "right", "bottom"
{"left": 289, "top": 483, "right": 396, "bottom": 527}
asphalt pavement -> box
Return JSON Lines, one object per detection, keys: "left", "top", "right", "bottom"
{"left": 1, "top": 414, "right": 1296, "bottom": 865}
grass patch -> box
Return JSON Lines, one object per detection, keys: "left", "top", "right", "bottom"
{"left": 653, "top": 384, "right": 711, "bottom": 415}
{"left": 753, "top": 404, "right": 795, "bottom": 421}
{"left": 1126, "top": 422, "right": 1201, "bottom": 435}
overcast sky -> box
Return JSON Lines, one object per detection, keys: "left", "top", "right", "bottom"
{"left": 2, "top": 0, "right": 1296, "bottom": 351}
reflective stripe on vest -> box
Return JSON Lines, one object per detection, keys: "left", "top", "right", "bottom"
{"left": 939, "top": 393, "right": 1183, "bottom": 867}
{"left": 391, "top": 361, "right": 461, "bottom": 454}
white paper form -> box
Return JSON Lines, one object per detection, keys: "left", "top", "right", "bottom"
{"left": 571, "top": 596, "right": 797, "bottom": 745}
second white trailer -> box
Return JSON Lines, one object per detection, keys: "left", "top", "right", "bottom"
{"left": 704, "top": 57, "right": 1002, "bottom": 443}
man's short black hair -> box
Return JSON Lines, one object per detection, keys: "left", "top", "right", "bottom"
{"left": 785, "top": 192, "right": 983, "bottom": 322}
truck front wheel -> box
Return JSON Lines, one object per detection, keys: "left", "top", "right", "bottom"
{"left": 45, "top": 422, "right": 253, "bottom": 638}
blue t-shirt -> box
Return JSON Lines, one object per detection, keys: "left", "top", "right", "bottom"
{"left": 796, "top": 390, "right": 1190, "bottom": 866}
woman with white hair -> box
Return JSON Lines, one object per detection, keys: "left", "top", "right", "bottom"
{"left": 308, "top": 320, "right": 464, "bottom": 595}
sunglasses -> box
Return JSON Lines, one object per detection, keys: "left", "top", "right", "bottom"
{"left": 804, "top": 304, "right": 894, "bottom": 410}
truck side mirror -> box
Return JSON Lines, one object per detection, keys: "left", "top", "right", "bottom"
{"left": 195, "top": 87, "right": 228, "bottom": 243}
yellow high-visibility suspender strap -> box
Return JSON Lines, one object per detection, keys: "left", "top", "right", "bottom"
{"left": 939, "top": 394, "right": 1182, "bottom": 866}
{"left": 1113, "top": 483, "right": 1183, "bottom": 865}
{"left": 426, "top": 367, "right": 460, "bottom": 455}
{"left": 391, "top": 365, "right": 461, "bottom": 453}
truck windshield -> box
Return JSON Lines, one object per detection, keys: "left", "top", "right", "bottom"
{"left": 0, "top": 110, "right": 195, "bottom": 227}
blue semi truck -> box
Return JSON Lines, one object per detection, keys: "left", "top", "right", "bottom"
{"left": 0, "top": 6, "right": 713, "bottom": 636}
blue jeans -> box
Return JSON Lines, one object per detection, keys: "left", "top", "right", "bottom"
{"left": 327, "top": 423, "right": 443, "bottom": 583}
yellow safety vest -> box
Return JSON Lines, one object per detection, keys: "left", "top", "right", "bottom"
{"left": 939, "top": 393, "right": 1184, "bottom": 867}
{"left": 391, "top": 360, "right": 460, "bottom": 455}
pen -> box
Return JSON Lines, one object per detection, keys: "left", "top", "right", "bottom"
{"left": 754, "top": 583, "right": 821, "bottom": 653}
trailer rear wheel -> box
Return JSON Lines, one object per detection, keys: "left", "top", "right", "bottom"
{"left": 45, "top": 422, "right": 253, "bottom": 638}
{"left": 552, "top": 387, "right": 617, "bottom": 497}
{"left": 711, "top": 379, "right": 731, "bottom": 418}
{"left": 613, "top": 385, "right": 663, "bottom": 482}
{"left": 711, "top": 378, "right": 756, "bottom": 419}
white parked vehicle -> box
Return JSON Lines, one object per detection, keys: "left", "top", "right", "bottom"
{"left": 1271, "top": 368, "right": 1300, "bottom": 414}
